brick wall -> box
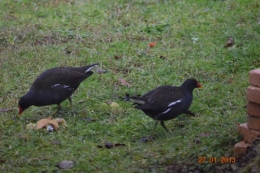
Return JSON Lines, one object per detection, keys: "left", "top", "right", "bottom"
{"left": 234, "top": 68, "right": 260, "bottom": 155}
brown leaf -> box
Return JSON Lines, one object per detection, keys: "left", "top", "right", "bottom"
{"left": 139, "top": 136, "right": 154, "bottom": 143}
{"left": 0, "top": 159, "right": 5, "bottom": 164}
{"left": 105, "top": 100, "right": 120, "bottom": 108}
{"left": 105, "top": 100, "right": 113, "bottom": 105}
{"left": 82, "top": 117, "right": 97, "bottom": 122}
{"left": 194, "top": 138, "right": 202, "bottom": 144}
{"left": 97, "top": 142, "right": 126, "bottom": 149}
{"left": 36, "top": 117, "right": 66, "bottom": 130}
{"left": 159, "top": 56, "right": 166, "bottom": 59}
{"left": 111, "top": 102, "right": 120, "bottom": 108}
{"left": 114, "top": 55, "right": 122, "bottom": 60}
{"left": 224, "top": 37, "right": 234, "bottom": 47}
{"left": 199, "top": 132, "right": 210, "bottom": 137}
{"left": 51, "top": 139, "right": 61, "bottom": 145}
{"left": 0, "top": 108, "right": 16, "bottom": 113}
{"left": 54, "top": 118, "right": 66, "bottom": 124}
{"left": 118, "top": 78, "right": 131, "bottom": 87}
{"left": 148, "top": 42, "right": 156, "bottom": 47}
{"left": 48, "top": 120, "right": 59, "bottom": 130}
{"left": 57, "top": 160, "right": 75, "bottom": 169}
{"left": 36, "top": 118, "right": 51, "bottom": 130}
{"left": 26, "top": 122, "right": 37, "bottom": 130}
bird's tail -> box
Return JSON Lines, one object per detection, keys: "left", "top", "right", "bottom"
{"left": 85, "top": 63, "right": 99, "bottom": 73}
{"left": 129, "top": 97, "right": 146, "bottom": 105}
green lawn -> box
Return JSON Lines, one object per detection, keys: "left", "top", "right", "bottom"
{"left": 1, "top": 0, "right": 260, "bottom": 172}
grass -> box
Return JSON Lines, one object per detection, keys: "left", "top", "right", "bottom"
{"left": 0, "top": 0, "right": 260, "bottom": 172}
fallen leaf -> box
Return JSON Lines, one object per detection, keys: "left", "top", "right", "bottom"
{"left": 97, "top": 142, "right": 126, "bottom": 149}
{"left": 48, "top": 120, "right": 59, "bottom": 130}
{"left": 82, "top": 117, "right": 97, "bottom": 122}
{"left": 139, "top": 136, "right": 154, "bottom": 143}
{"left": 105, "top": 100, "right": 113, "bottom": 105}
{"left": 51, "top": 139, "right": 61, "bottom": 145}
{"left": 194, "top": 138, "right": 201, "bottom": 144}
{"left": 114, "top": 55, "right": 122, "bottom": 60}
{"left": 198, "top": 132, "right": 210, "bottom": 137}
{"left": 35, "top": 117, "right": 66, "bottom": 130}
{"left": 118, "top": 78, "right": 131, "bottom": 87}
{"left": 95, "top": 67, "right": 108, "bottom": 74}
{"left": 65, "top": 49, "right": 71, "bottom": 54}
{"left": 0, "top": 108, "right": 16, "bottom": 113}
{"left": 148, "top": 42, "right": 156, "bottom": 47}
{"left": 26, "top": 122, "right": 37, "bottom": 130}
{"left": 57, "top": 160, "right": 75, "bottom": 169}
{"left": 54, "top": 118, "right": 66, "bottom": 124}
{"left": 159, "top": 56, "right": 166, "bottom": 59}
{"left": 78, "top": 100, "right": 86, "bottom": 104}
{"left": 36, "top": 118, "right": 51, "bottom": 130}
{"left": 224, "top": 37, "right": 234, "bottom": 47}
{"left": 110, "top": 102, "right": 119, "bottom": 108}
{"left": 105, "top": 100, "right": 120, "bottom": 109}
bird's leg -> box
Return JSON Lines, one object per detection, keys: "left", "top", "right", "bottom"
{"left": 48, "top": 104, "right": 61, "bottom": 118}
{"left": 68, "top": 96, "right": 76, "bottom": 115}
{"left": 184, "top": 110, "right": 195, "bottom": 116}
{"left": 149, "top": 120, "right": 159, "bottom": 138}
{"left": 160, "top": 121, "right": 170, "bottom": 133}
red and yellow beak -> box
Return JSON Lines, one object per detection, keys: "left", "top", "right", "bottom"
{"left": 197, "top": 82, "right": 202, "bottom": 88}
{"left": 18, "top": 105, "right": 23, "bottom": 117}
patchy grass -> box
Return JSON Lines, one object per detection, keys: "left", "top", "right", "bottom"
{"left": 0, "top": 0, "right": 260, "bottom": 172}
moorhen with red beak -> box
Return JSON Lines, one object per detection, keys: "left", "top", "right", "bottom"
{"left": 129, "top": 78, "right": 202, "bottom": 136}
{"left": 18, "top": 63, "right": 98, "bottom": 117}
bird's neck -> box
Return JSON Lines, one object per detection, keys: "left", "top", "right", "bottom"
{"left": 180, "top": 85, "right": 194, "bottom": 94}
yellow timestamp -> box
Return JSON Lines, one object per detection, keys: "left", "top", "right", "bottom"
{"left": 198, "top": 156, "right": 236, "bottom": 164}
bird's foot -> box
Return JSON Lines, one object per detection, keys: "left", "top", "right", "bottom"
{"left": 139, "top": 136, "right": 155, "bottom": 143}
{"left": 71, "top": 109, "right": 77, "bottom": 116}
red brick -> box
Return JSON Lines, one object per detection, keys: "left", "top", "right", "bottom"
{"left": 247, "top": 86, "right": 260, "bottom": 104}
{"left": 247, "top": 102, "right": 260, "bottom": 117}
{"left": 249, "top": 68, "right": 260, "bottom": 87}
{"left": 237, "top": 123, "right": 260, "bottom": 143}
{"left": 234, "top": 141, "right": 251, "bottom": 155}
{"left": 247, "top": 115, "right": 260, "bottom": 131}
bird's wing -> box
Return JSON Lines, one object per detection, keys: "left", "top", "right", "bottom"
{"left": 32, "top": 68, "right": 92, "bottom": 89}
{"left": 65, "top": 63, "right": 99, "bottom": 74}
{"left": 135, "top": 86, "right": 184, "bottom": 112}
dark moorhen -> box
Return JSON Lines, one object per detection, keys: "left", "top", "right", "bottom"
{"left": 18, "top": 63, "right": 98, "bottom": 117}
{"left": 129, "top": 78, "right": 202, "bottom": 136}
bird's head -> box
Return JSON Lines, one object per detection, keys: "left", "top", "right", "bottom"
{"left": 18, "top": 104, "right": 24, "bottom": 115}
{"left": 196, "top": 81, "right": 202, "bottom": 88}
{"left": 181, "top": 78, "right": 202, "bottom": 91}
{"left": 18, "top": 95, "right": 32, "bottom": 117}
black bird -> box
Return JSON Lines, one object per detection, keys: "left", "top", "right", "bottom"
{"left": 129, "top": 78, "right": 202, "bottom": 136}
{"left": 18, "top": 63, "right": 98, "bottom": 117}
